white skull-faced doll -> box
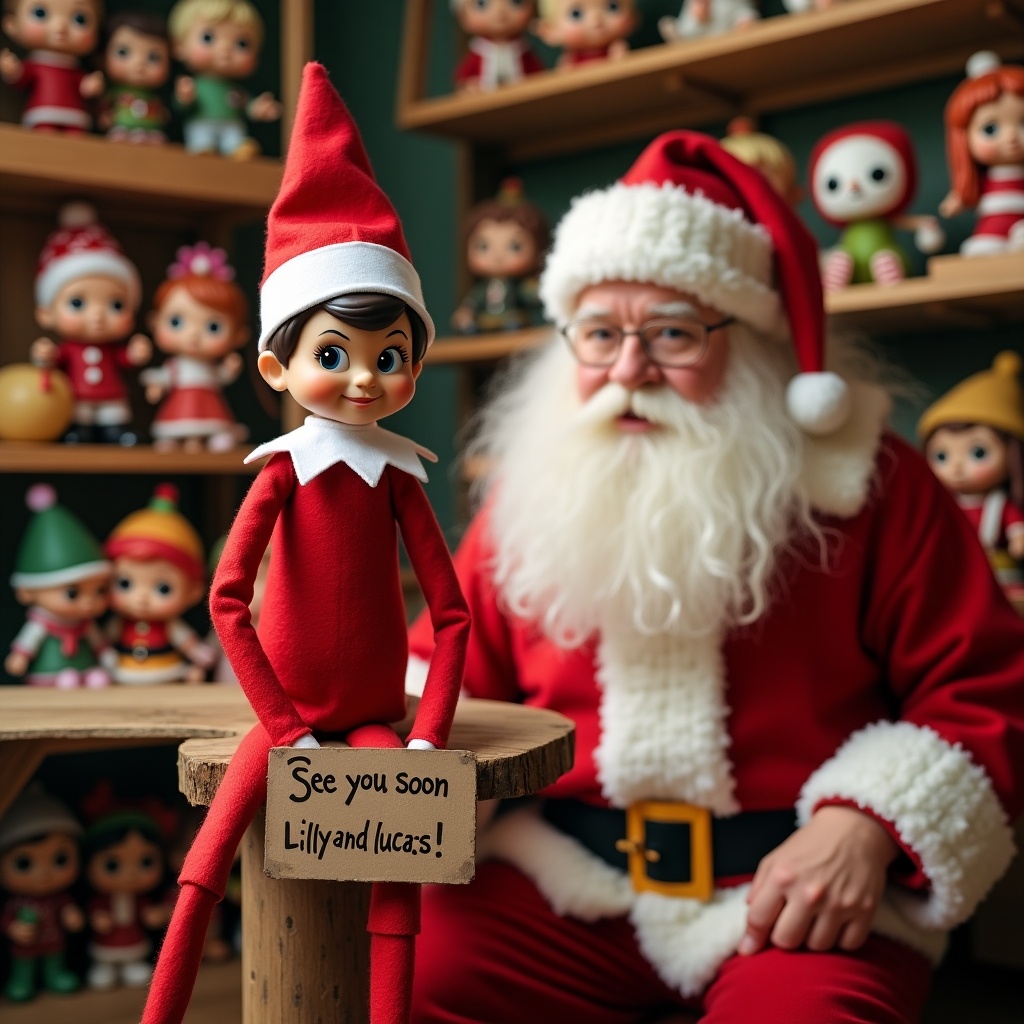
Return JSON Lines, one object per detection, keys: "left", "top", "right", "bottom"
{"left": 809, "top": 120, "right": 943, "bottom": 290}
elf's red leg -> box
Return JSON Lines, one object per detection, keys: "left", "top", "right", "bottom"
{"left": 141, "top": 724, "right": 273, "bottom": 1024}
{"left": 346, "top": 724, "right": 421, "bottom": 1024}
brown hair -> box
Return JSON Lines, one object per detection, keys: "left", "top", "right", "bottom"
{"left": 264, "top": 293, "right": 429, "bottom": 368}
{"left": 104, "top": 11, "right": 168, "bottom": 46}
{"left": 153, "top": 274, "right": 249, "bottom": 334}
{"left": 464, "top": 182, "right": 549, "bottom": 275}
{"left": 945, "top": 65, "right": 1024, "bottom": 208}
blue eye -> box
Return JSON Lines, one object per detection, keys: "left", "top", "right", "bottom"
{"left": 377, "top": 347, "right": 406, "bottom": 374}
{"left": 156, "top": 582, "right": 173, "bottom": 596}
{"left": 116, "top": 577, "right": 131, "bottom": 590}
{"left": 607, "top": 0, "right": 620, "bottom": 11}
{"left": 201, "top": 30, "right": 214, "bottom": 44}
{"left": 30, "top": 6, "right": 46, "bottom": 21}
{"left": 169, "top": 315, "right": 183, "bottom": 329}
{"left": 206, "top": 321, "right": 222, "bottom": 335}
{"left": 982, "top": 122, "right": 998, "bottom": 137}
{"left": 116, "top": 45, "right": 130, "bottom": 58}
{"left": 970, "top": 445, "right": 989, "bottom": 461}
{"left": 569, "top": 6, "right": 584, "bottom": 20}
{"left": 236, "top": 37, "right": 250, "bottom": 50}
{"left": 72, "top": 11, "right": 88, "bottom": 26}
{"left": 317, "top": 345, "right": 349, "bottom": 372}
{"left": 147, "top": 50, "right": 163, "bottom": 64}
{"left": 69, "top": 296, "right": 84, "bottom": 310}
{"left": 110, "top": 299, "right": 124, "bottom": 312}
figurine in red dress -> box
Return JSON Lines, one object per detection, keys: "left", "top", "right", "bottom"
{"left": 141, "top": 63, "right": 469, "bottom": 1024}
{"left": 451, "top": 0, "right": 544, "bottom": 90}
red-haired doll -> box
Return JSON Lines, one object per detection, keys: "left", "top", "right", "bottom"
{"left": 141, "top": 244, "right": 250, "bottom": 451}
{"left": 141, "top": 64, "right": 469, "bottom": 1024}
{"left": 940, "top": 51, "right": 1024, "bottom": 256}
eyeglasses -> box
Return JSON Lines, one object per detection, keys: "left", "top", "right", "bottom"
{"left": 561, "top": 316, "right": 735, "bottom": 368}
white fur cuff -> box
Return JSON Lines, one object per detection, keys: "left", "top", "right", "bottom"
{"left": 797, "top": 720, "right": 1016, "bottom": 929}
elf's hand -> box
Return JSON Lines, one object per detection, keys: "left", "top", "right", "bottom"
{"left": 292, "top": 733, "right": 321, "bottom": 750}
{"left": 407, "top": 738, "right": 436, "bottom": 751}
{"left": 739, "top": 804, "right": 899, "bottom": 956}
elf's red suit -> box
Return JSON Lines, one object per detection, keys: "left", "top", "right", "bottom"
{"left": 409, "top": 431, "right": 1024, "bottom": 1021}
{"left": 143, "top": 436, "right": 469, "bottom": 1024}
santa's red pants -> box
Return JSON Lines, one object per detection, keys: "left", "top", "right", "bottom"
{"left": 413, "top": 861, "right": 931, "bottom": 1023}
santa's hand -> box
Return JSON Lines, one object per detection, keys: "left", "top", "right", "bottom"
{"left": 292, "top": 733, "right": 321, "bottom": 749}
{"left": 739, "top": 804, "right": 898, "bottom": 956}
{"left": 406, "top": 738, "right": 437, "bottom": 751}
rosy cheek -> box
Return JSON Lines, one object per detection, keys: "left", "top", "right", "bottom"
{"left": 971, "top": 139, "right": 998, "bottom": 164}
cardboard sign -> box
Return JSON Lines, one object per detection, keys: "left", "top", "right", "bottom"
{"left": 265, "top": 745, "right": 477, "bottom": 884}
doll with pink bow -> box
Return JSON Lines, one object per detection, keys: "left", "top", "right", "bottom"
{"left": 141, "top": 244, "right": 250, "bottom": 451}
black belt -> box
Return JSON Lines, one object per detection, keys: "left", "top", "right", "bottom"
{"left": 542, "top": 799, "right": 796, "bottom": 899}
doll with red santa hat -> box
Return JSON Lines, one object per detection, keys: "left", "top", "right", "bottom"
{"left": 30, "top": 203, "right": 151, "bottom": 445}
{"left": 140, "top": 63, "right": 469, "bottom": 1024}
{"left": 408, "top": 130, "right": 1024, "bottom": 1022}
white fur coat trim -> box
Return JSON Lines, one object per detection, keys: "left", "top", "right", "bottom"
{"left": 480, "top": 802, "right": 947, "bottom": 999}
{"left": 797, "top": 720, "right": 1016, "bottom": 930}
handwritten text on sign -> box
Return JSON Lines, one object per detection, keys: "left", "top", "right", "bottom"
{"left": 265, "top": 746, "right": 477, "bottom": 884}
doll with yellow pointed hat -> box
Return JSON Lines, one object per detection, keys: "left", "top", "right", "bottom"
{"left": 105, "top": 484, "right": 214, "bottom": 683}
{"left": 918, "top": 351, "right": 1024, "bottom": 593}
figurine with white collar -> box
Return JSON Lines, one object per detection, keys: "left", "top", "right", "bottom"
{"left": 659, "top": 0, "right": 758, "bottom": 43}
{"left": 141, "top": 63, "right": 470, "bottom": 1024}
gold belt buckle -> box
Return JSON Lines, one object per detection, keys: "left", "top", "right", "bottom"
{"left": 615, "top": 800, "right": 714, "bottom": 901}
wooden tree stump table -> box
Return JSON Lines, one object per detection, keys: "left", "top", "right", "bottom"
{"left": 178, "top": 694, "right": 575, "bottom": 1024}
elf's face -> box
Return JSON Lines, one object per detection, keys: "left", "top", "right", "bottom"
{"left": 36, "top": 275, "right": 136, "bottom": 344}
{"left": 151, "top": 285, "right": 248, "bottom": 361}
{"left": 111, "top": 557, "right": 203, "bottom": 621}
{"left": 86, "top": 829, "right": 162, "bottom": 895}
{"left": 926, "top": 425, "right": 1009, "bottom": 496}
{"left": 2, "top": 0, "right": 99, "bottom": 57}
{"left": 15, "top": 570, "right": 111, "bottom": 621}
{"left": 457, "top": 0, "right": 535, "bottom": 41}
{"left": 968, "top": 91, "right": 1024, "bottom": 168}
{"left": 0, "top": 832, "right": 79, "bottom": 896}
{"left": 258, "top": 308, "right": 424, "bottom": 426}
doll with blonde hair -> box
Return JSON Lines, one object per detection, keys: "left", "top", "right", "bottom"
{"left": 940, "top": 51, "right": 1024, "bottom": 255}
{"left": 720, "top": 117, "right": 802, "bottom": 206}
{"left": 168, "top": 0, "right": 280, "bottom": 158}
{"left": 534, "top": 0, "right": 638, "bottom": 67}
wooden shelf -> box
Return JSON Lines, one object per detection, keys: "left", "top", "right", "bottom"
{"left": 0, "top": 124, "right": 281, "bottom": 223}
{"left": 0, "top": 442, "right": 262, "bottom": 475}
{"left": 0, "top": 958, "right": 240, "bottom": 1024}
{"left": 398, "top": 0, "right": 1024, "bottom": 161}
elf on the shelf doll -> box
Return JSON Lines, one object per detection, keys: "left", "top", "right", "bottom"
{"left": 919, "top": 351, "right": 1024, "bottom": 598}
{"left": 141, "top": 63, "right": 469, "bottom": 1024}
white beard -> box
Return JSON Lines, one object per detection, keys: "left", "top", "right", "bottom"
{"left": 472, "top": 326, "right": 820, "bottom": 647}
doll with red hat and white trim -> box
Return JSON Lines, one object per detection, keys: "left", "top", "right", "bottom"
{"left": 407, "top": 128, "right": 1024, "bottom": 1022}
{"left": 105, "top": 485, "right": 215, "bottom": 684}
{"left": 141, "top": 243, "right": 251, "bottom": 451}
{"left": 810, "top": 120, "right": 944, "bottom": 291}
{"left": 29, "top": 203, "right": 151, "bottom": 445}
{"left": 141, "top": 63, "right": 469, "bottom": 1024}
{"left": 940, "top": 51, "right": 1024, "bottom": 256}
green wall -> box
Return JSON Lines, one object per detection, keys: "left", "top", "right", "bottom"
{"left": 313, "top": 0, "right": 1021, "bottom": 541}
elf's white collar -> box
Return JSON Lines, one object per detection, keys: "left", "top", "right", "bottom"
{"left": 245, "top": 416, "right": 437, "bottom": 488}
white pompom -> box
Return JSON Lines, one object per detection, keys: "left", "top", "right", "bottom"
{"left": 915, "top": 220, "right": 945, "bottom": 254}
{"left": 58, "top": 201, "right": 98, "bottom": 228}
{"left": 786, "top": 372, "right": 851, "bottom": 435}
{"left": 966, "top": 51, "right": 1000, "bottom": 80}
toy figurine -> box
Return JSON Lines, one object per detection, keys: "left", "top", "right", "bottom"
{"left": 452, "top": 178, "right": 549, "bottom": 334}
{"left": 720, "top": 117, "right": 802, "bottom": 206}
{"left": 29, "top": 203, "right": 151, "bottom": 445}
{"left": 141, "top": 63, "right": 470, "bottom": 1024}
{"left": 0, "top": 784, "right": 85, "bottom": 1002}
{"left": 781, "top": 0, "right": 849, "bottom": 10}
{"left": 533, "top": 0, "right": 638, "bottom": 67}
{"left": 99, "top": 11, "right": 171, "bottom": 143}
{"left": 452, "top": 0, "right": 543, "bottom": 90}
{"left": 6, "top": 484, "right": 114, "bottom": 688}
{"left": 105, "top": 485, "right": 215, "bottom": 684}
{"left": 940, "top": 51, "right": 1024, "bottom": 256}
{"left": 81, "top": 783, "right": 174, "bottom": 991}
{"left": 809, "top": 120, "right": 944, "bottom": 290}
{"left": 919, "top": 351, "right": 1024, "bottom": 596}
{"left": 0, "top": 363, "right": 74, "bottom": 441}
{"left": 0, "top": 0, "right": 104, "bottom": 133}
{"left": 168, "top": 0, "right": 281, "bottom": 159}
{"left": 141, "top": 243, "right": 250, "bottom": 451}
{"left": 659, "top": 0, "right": 758, "bottom": 42}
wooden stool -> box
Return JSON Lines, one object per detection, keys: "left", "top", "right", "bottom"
{"left": 178, "top": 696, "right": 575, "bottom": 1024}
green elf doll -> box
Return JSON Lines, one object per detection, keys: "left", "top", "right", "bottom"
{"left": 6, "top": 485, "right": 115, "bottom": 687}
{"left": 0, "top": 784, "right": 86, "bottom": 1002}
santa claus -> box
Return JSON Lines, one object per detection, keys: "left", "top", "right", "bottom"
{"left": 408, "top": 132, "right": 1024, "bottom": 1022}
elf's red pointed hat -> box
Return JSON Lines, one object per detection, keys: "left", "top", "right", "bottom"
{"left": 540, "top": 131, "right": 850, "bottom": 435}
{"left": 258, "top": 63, "right": 433, "bottom": 351}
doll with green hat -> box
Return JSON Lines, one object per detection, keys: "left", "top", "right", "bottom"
{"left": 919, "top": 351, "right": 1024, "bottom": 594}
{"left": 6, "top": 484, "right": 115, "bottom": 687}
{"left": 0, "top": 784, "right": 86, "bottom": 1002}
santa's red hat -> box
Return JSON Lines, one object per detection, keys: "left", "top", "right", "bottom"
{"left": 539, "top": 131, "right": 851, "bottom": 435}
{"left": 36, "top": 202, "right": 141, "bottom": 311}
{"left": 258, "top": 63, "right": 433, "bottom": 351}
